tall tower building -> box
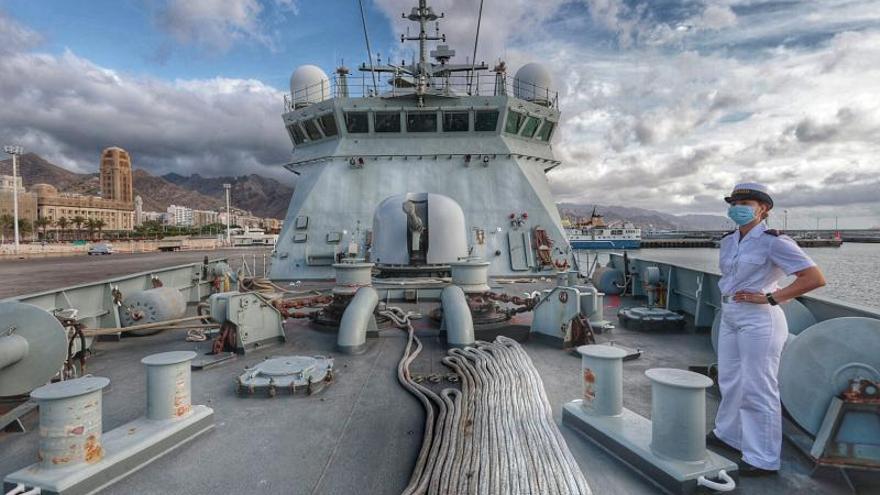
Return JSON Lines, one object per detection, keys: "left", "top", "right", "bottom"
{"left": 100, "top": 147, "right": 133, "bottom": 204}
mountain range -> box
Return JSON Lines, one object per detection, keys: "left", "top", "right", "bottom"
{"left": 0, "top": 153, "right": 293, "bottom": 219}
{"left": 558, "top": 203, "right": 730, "bottom": 231}
{"left": 1, "top": 153, "right": 729, "bottom": 229}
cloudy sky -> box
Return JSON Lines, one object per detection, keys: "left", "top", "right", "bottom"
{"left": 1, "top": 0, "right": 879, "bottom": 228}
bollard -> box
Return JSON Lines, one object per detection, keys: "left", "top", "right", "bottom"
{"left": 5, "top": 357, "right": 214, "bottom": 494}
{"left": 30, "top": 376, "right": 110, "bottom": 468}
{"left": 142, "top": 351, "right": 197, "bottom": 421}
{"left": 646, "top": 368, "right": 714, "bottom": 462}
{"left": 577, "top": 345, "right": 627, "bottom": 416}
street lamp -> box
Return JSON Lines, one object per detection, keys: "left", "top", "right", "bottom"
{"left": 3, "top": 145, "right": 23, "bottom": 254}
{"left": 223, "top": 183, "right": 231, "bottom": 245}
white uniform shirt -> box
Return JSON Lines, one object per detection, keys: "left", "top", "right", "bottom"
{"left": 718, "top": 222, "right": 816, "bottom": 295}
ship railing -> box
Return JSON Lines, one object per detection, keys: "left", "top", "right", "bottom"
{"left": 283, "top": 73, "right": 559, "bottom": 112}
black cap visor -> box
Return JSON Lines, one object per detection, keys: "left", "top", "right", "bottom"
{"left": 724, "top": 190, "right": 773, "bottom": 208}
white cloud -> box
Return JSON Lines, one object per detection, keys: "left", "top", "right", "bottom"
{"left": 0, "top": 9, "right": 41, "bottom": 54}
{"left": 369, "top": 1, "right": 880, "bottom": 225}
{"left": 154, "top": 0, "right": 299, "bottom": 53}
{"left": 0, "top": 12, "right": 291, "bottom": 180}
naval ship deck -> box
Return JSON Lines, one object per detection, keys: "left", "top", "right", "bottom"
{"left": 2, "top": 279, "right": 876, "bottom": 495}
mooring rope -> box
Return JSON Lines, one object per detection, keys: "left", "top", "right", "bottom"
{"left": 385, "top": 306, "right": 591, "bottom": 495}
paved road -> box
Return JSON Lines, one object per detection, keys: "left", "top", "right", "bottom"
{"left": 0, "top": 248, "right": 272, "bottom": 299}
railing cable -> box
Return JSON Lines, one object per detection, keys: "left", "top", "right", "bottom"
{"left": 357, "top": 0, "right": 378, "bottom": 94}
{"left": 467, "top": 0, "right": 485, "bottom": 95}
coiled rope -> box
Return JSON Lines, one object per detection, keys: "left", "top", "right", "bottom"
{"left": 383, "top": 307, "right": 591, "bottom": 495}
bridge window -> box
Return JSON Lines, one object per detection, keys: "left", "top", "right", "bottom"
{"left": 505, "top": 111, "right": 525, "bottom": 134}
{"left": 443, "top": 112, "right": 469, "bottom": 132}
{"left": 318, "top": 113, "right": 338, "bottom": 137}
{"left": 407, "top": 112, "right": 437, "bottom": 132}
{"left": 374, "top": 112, "right": 401, "bottom": 133}
{"left": 521, "top": 116, "right": 541, "bottom": 138}
{"left": 302, "top": 118, "right": 323, "bottom": 140}
{"left": 287, "top": 123, "right": 306, "bottom": 144}
{"left": 474, "top": 110, "right": 499, "bottom": 131}
{"left": 535, "top": 120, "right": 555, "bottom": 141}
{"left": 345, "top": 112, "right": 369, "bottom": 133}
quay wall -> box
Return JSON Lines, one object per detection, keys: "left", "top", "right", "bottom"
{"left": 0, "top": 239, "right": 223, "bottom": 258}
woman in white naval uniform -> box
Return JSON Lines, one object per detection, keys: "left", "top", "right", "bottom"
{"left": 709, "top": 182, "right": 826, "bottom": 476}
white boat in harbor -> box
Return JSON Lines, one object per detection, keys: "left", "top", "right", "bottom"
{"left": 230, "top": 226, "right": 278, "bottom": 247}
{"left": 564, "top": 207, "right": 641, "bottom": 249}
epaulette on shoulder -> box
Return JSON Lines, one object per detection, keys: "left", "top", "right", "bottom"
{"left": 721, "top": 230, "right": 736, "bottom": 239}
{"left": 764, "top": 229, "right": 780, "bottom": 237}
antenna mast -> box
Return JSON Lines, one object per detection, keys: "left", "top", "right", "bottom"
{"left": 401, "top": 0, "right": 445, "bottom": 96}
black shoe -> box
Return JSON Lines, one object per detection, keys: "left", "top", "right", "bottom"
{"left": 737, "top": 460, "right": 778, "bottom": 477}
{"left": 706, "top": 431, "right": 741, "bottom": 454}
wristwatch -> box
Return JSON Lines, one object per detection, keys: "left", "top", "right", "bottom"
{"left": 765, "top": 292, "right": 779, "bottom": 306}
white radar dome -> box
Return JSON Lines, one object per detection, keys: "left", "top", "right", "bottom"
{"left": 289, "top": 65, "right": 331, "bottom": 108}
{"left": 513, "top": 63, "right": 554, "bottom": 106}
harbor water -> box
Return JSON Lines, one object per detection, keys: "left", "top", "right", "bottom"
{"left": 583, "top": 242, "right": 880, "bottom": 309}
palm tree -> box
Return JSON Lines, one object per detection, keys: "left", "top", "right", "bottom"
{"left": 85, "top": 218, "right": 98, "bottom": 241}
{"left": 56, "top": 217, "right": 69, "bottom": 241}
{"left": 0, "top": 213, "right": 12, "bottom": 243}
{"left": 94, "top": 219, "right": 106, "bottom": 240}
{"left": 72, "top": 216, "right": 85, "bottom": 240}
{"left": 17, "top": 219, "right": 32, "bottom": 239}
{"left": 34, "top": 217, "right": 51, "bottom": 240}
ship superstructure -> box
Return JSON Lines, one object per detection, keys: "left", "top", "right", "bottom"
{"left": 269, "top": 0, "right": 569, "bottom": 280}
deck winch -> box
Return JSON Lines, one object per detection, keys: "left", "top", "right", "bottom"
{"left": 191, "top": 291, "right": 288, "bottom": 369}
{"left": 0, "top": 301, "right": 68, "bottom": 398}
{"left": 778, "top": 316, "right": 880, "bottom": 473}
{"left": 119, "top": 286, "right": 187, "bottom": 336}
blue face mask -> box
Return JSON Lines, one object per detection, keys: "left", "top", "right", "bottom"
{"left": 727, "top": 205, "right": 756, "bottom": 226}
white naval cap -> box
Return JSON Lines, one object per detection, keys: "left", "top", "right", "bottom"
{"left": 724, "top": 182, "right": 774, "bottom": 208}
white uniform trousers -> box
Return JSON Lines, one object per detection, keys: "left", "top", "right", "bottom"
{"left": 713, "top": 302, "right": 788, "bottom": 470}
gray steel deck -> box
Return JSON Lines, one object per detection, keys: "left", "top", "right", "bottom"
{"left": 2, "top": 288, "right": 877, "bottom": 494}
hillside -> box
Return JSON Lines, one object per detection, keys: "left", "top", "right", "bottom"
{"left": 0, "top": 153, "right": 283, "bottom": 218}
{"left": 0, "top": 153, "right": 84, "bottom": 189}
{"left": 558, "top": 203, "right": 730, "bottom": 231}
{"left": 132, "top": 170, "right": 223, "bottom": 212}
{"left": 2, "top": 154, "right": 734, "bottom": 227}
{"left": 163, "top": 173, "right": 293, "bottom": 220}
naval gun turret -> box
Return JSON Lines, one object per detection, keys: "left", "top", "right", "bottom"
{"left": 270, "top": 0, "right": 570, "bottom": 281}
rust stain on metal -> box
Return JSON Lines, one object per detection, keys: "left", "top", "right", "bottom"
{"left": 173, "top": 373, "right": 191, "bottom": 417}
{"left": 84, "top": 434, "right": 103, "bottom": 463}
{"left": 583, "top": 369, "right": 595, "bottom": 384}
{"left": 68, "top": 425, "right": 85, "bottom": 435}
{"left": 583, "top": 368, "right": 596, "bottom": 402}
{"left": 51, "top": 455, "right": 73, "bottom": 465}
